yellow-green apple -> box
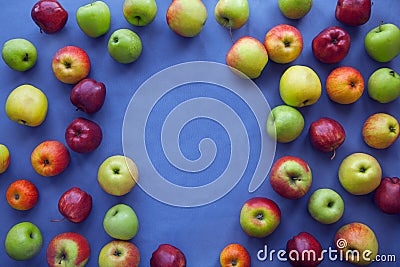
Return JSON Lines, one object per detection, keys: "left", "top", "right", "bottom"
{"left": 108, "top": 29, "right": 142, "bottom": 64}
{"left": 308, "top": 117, "right": 346, "bottom": 160}
{"left": 103, "top": 203, "right": 139, "bottom": 240}
{"left": 55, "top": 187, "right": 92, "bottom": 223}
{"left": 368, "top": 68, "right": 400, "bottom": 103}
{"left": 0, "top": 144, "right": 10, "bottom": 174}
{"left": 338, "top": 152, "right": 382, "bottom": 195}
{"left": 31, "top": 140, "right": 70, "bottom": 177}
{"left": 326, "top": 66, "right": 364, "bottom": 104}
{"left": 97, "top": 155, "right": 138, "bottom": 196}
{"left": 334, "top": 222, "right": 378, "bottom": 265}
{"left": 312, "top": 26, "right": 351, "bottom": 64}
{"left": 226, "top": 36, "right": 268, "bottom": 79}
{"left": 5, "top": 221, "right": 43, "bottom": 260}
{"left": 214, "top": 0, "right": 249, "bottom": 30}
{"left": 270, "top": 156, "right": 312, "bottom": 199}
{"left": 2, "top": 38, "right": 37, "bottom": 71}
{"left": 278, "top": 0, "right": 313, "bottom": 19}
{"left": 70, "top": 78, "right": 106, "bottom": 114}
{"left": 219, "top": 243, "right": 250, "bottom": 267}
{"left": 76, "top": 1, "right": 111, "bottom": 38}
{"left": 123, "top": 0, "right": 157, "bottom": 26}
{"left": 31, "top": 0, "right": 68, "bottom": 34}
{"left": 266, "top": 105, "right": 304, "bottom": 143}
{"left": 335, "top": 0, "right": 371, "bottom": 26}
{"left": 279, "top": 65, "right": 321, "bottom": 107}
{"left": 362, "top": 113, "right": 399, "bottom": 149}
{"left": 286, "top": 232, "right": 323, "bottom": 267}
{"left": 166, "top": 0, "right": 208, "bottom": 37}
{"left": 373, "top": 177, "right": 400, "bottom": 214}
{"left": 5, "top": 84, "right": 48, "bottom": 127}
{"left": 239, "top": 197, "right": 281, "bottom": 238}
{"left": 364, "top": 23, "right": 400, "bottom": 62}
{"left": 308, "top": 188, "right": 344, "bottom": 224}
{"left": 52, "top": 46, "right": 91, "bottom": 84}
{"left": 264, "top": 24, "right": 303, "bottom": 64}
{"left": 99, "top": 240, "right": 140, "bottom": 267}
{"left": 46, "top": 232, "right": 90, "bottom": 267}
{"left": 65, "top": 117, "right": 103, "bottom": 153}
{"left": 6, "top": 179, "right": 39, "bottom": 211}
{"left": 150, "top": 244, "right": 186, "bottom": 267}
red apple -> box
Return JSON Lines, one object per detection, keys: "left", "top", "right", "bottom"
{"left": 150, "top": 244, "right": 186, "bottom": 267}
{"left": 326, "top": 66, "right": 365, "bottom": 104}
{"left": 335, "top": 0, "right": 371, "bottom": 26}
{"left": 309, "top": 117, "right": 346, "bottom": 160}
{"left": 264, "top": 24, "right": 303, "bottom": 64}
{"left": 362, "top": 113, "right": 400, "bottom": 149}
{"left": 31, "top": 0, "right": 68, "bottom": 34}
{"left": 65, "top": 117, "right": 103, "bottom": 153}
{"left": 312, "top": 26, "right": 351, "bottom": 64}
{"left": 98, "top": 240, "right": 140, "bottom": 267}
{"left": 286, "top": 232, "right": 323, "bottom": 267}
{"left": 31, "top": 140, "right": 70, "bottom": 177}
{"left": 52, "top": 46, "right": 91, "bottom": 84}
{"left": 373, "top": 177, "right": 400, "bottom": 214}
{"left": 6, "top": 179, "right": 39, "bottom": 211}
{"left": 53, "top": 187, "right": 92, "bottom": 223}
{"left": 220, "top": 243, "right": 251, "bottom": 267}
{"left": 239, "top": 197, "right": 281, "bottom": 238}
{"left": 269, "top": 156, "right": 312, "bottom": 199}
{"left": 70, "top": 78, "right": 106, "bottom": 114}
{"left": 46, "top": 232, "right": 90, "bottom": 267}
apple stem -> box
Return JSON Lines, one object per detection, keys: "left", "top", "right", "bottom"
{"left": 330, "top": 149, "right": 336, "bottom": 160}
{"left": 378, "top": 21, "right": 383, "bottom": 32}
{"left": 50, "top": 217, "right": 66, "bottom": 223}
{"left": 389, "top": 70, "right": 396, "bottom": 77}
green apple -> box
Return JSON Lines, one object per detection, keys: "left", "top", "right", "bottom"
{"left": 362, "top": 113, "right": 399, "bottom": 149}
{"left": 280, "top": 65, "right": 322, "bottom": 107}
{"left": 214, "top": 0, "right": 249, "bottom": 30}
{"left": 226, "top": 36, "right": 269, "bottom": 79}
{"left": 278, "top": 0, "right": 313, "bottom": 19}
{"left": 108, "top": 29, "right": 142, "bottom": 64}
{"left": 166, "top": 0, "right": 208, "bottom": 37}
{"left": 123, "top": 0, "right": 157, "bottom": 26}
{"left": 97, "top": 155, "right": 138, "bottom": 196}
{"left": 308, "top": 188, "right": 344, "bottom": 224}
{"left": 364, "top": 23, "right": 400, "bottom": 62}
{"left": 338, "top": 152, "right": 382, "bottom": 195}
{"left": 5, "top": 221, "right": 43, "bottom": 260}
{"left": 103, "top": 204, "right": 139, "bottom": 240}
{"left": 76, "top": 1, "right": 111, "bottom": 38}
{"left": 368, "top": 68, "right": 400, "bottom": 103}
{"left": 266, "top": 105, "right": 304, "bottom": 143}
{"left": 5, "top": 84, "right": 48, "bottom": 127}
{"left": 0, "top": 144, "right": 10, "bottom": 174}
{"left": 334, "top": 222, "right": 378, "bottom": 265}
{"left": 99, "top": 240, "right": 140, "bottom": 267}
{"left": 2, "top": 38, "right": 38, "bottom": 71}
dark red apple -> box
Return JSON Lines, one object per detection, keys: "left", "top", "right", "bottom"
{"left": 65, "top": 117, "right": 102, "bottom": 153}
{"left": 31, "top": 0, "right": 68, "bottom": 34}
{"left": 286, "top": 232, "right": 323, "bottom": 267}
{"left": 70, "top": 78, "right": 106, "bottom": 114}
{"left": 150, "top": 244, "right": 186, "bottom": 267}
{"left": 309, "top": 117, "right": 346, "bottom": 159}
{"left": 54, "top": 187, "right": 92, "bottom": 223}
{"left": 335, "top": 0, "right": 371, "bottom": 26}
{"left": 373, "top": 177, "right": 400, "bottom": 214}
{"left": 312, "top": 26, "right": 351, "bottom": 64}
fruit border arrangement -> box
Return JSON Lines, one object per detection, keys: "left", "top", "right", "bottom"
{"left": 0, "top": 0, "right": 399, "bottom": 266}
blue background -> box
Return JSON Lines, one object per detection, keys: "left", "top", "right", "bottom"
{"left": 0, "top": 0, "right": 399, "bottom": 266}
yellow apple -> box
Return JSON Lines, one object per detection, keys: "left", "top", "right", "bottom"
{"left": 5, "top": 84, "right": 48, "bottom": 127}
{"left": 279, "top": 65, "right": 322, "bottom": 107}
{"left": 0, "top": 144, "right": 10, "bottom": 174}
